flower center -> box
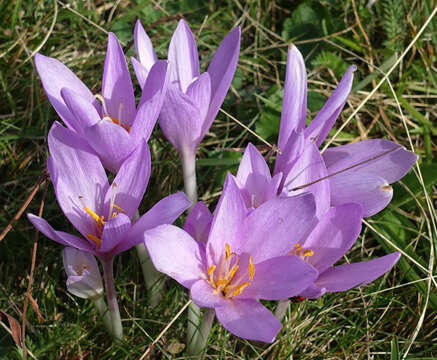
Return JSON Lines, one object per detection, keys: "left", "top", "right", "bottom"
{"left": 207, "top": 243, "right": 255, "bottom": 298}
{"left": 289, "top": 243, "right": 314, "bottom": 259}
{"left": 94, "top": 94, "right": 131, "bottom": 132}
{"left": 73, "top": 263, "right": 90, "bottom": 276}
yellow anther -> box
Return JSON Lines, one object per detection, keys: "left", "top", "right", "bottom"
{"left": 228, "top": 264, "right": 239, "bottom": 281}
{"left": 86, "top": 233, "right": 102, "bottom": 247}
{"left": 112, "top": 212, "right": 118, "bottom": 218}
{"left": 113, "top": 204, "right": 125, "bottom": 213}
{"left": 84, "top": 206, "right": 101, "bottom": 223}
{"left": 302, "top": 249, "right": 314, "bottom": 257}
{"left": 294, "top": 243, "right": 301, "bottom": 248}
{"left": 249, "top": 256, "right": 255, "bottom": 281}
{"left": 208, "top": 265, "right": 216, "bottom": 275}
{"left": 231, "top": 281, "right": 250, "bottom": 297}
{"left": 225, "top": 243, "right": 231, "bottom": 259}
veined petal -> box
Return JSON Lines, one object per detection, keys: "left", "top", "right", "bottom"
{"left": 329, "top": 172, "right": 393, "bottom": 217}
{"left": 34, "top": 53, "right": 95, "bottom": 131}
{"left": 278, "top": 45, "right": 307, "bottom": 149}
{"left": 184, "top": 201, "right": 212, "bottom": 244}
{"left": 144, "top": 225, "right": 206, "bottom": 288}
{"left": 131, "top": 56, "right": 149, "bottom": 90}
{"left": 102, "top": 32, "right": 136, "bottom": 126}
{"left": 305, "top": 65, "right": 356, "bottom": 147}
{"left": 100, "top": 213, "right": 131, "bottom": 253}
{"left": 191, "top": 279, "right": 227, "bottom": 308}
{"left": 315, "top": 252, "right": 401, "bottom": 292}
{"left": 186, "top": 72, "right": 211, "bottom": 125}
{"left": 134, "top": 20, "right": 158, "bottom": 72}
{"left": 215, "top": 299, "right": 281, "bottom": 343}
{"left": 48, "top": 123, "right": 109, "bottom": 238}
{"left": 323, "top": 139, "right": 418, "bottom": 184}
{"left": 205, "top": 26, "right": 241, "bottom": 132}
{"left": 168, "top": 19, "right": 200, "bottom": 92}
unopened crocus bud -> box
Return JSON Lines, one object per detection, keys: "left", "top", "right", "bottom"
{"left": 62, "top": 247, "right": 103, "bottom": 299}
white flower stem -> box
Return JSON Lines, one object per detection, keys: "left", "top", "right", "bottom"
{"left": 275, "top": 299, "right": 290, "bottom": 320}
{"left": 92, "top": 295, "right": 113, "bottom": 336}
{"left": 187, "top": 308, "right": 215, "bottom": 355}
{"left": 101, "top": 257, "right": 123, "bottom": 341}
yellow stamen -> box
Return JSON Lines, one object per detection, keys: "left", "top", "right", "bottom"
{"left": 113, "top": 204, "right": 125, "bottom": 213}
{"left": 84, "top": 206, "right": 101, "bottom": 223}
{"left": 302, "top": 249, "right": 314, "bottom": 257}
{"left": 86, "top": 233, "right": 102, "bottom": 247}
{"left": 228, "top": 264, "right": 239, "bottom": 281}
{"left": 225, "top": 243, "right": 231, "bottom": 260}
{"left": 208, "top": 265, "right": 216, "bottom": 275}
{"left": 249, "top": 256, "right": 255, "bottom": 280}
{"left": 231, "top": 281, "right": 250, "bottom": 297}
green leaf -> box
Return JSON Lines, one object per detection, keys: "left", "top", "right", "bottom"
{"left": 391, "top": 336, "right": 400, "bottom": 360}
{"left": 255, "top": 88, "right": 282, "bottom": 141}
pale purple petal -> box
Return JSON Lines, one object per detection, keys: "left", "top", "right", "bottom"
{"left": 215, "top": 299, "right": 281, "bottom": 342}
{"left": 205, "top": 26, "right": 241, "bottom": 131}
{"left": 241, "top": 193, "right": 316, "bottom": 263}
{"left": 315, "top": 252, "right": 401, "bottom": 292}
{"left": 236, "top": 256, "right": 318, "bottom": 300}
{"left": 323, "top": 139, "right": 418, "bottom": 184}
{"left": 237, "top": 143, "right": 271, "bottom": 185}
{"left": 168, "top": 19, "right": 200, "bottom": 92}
{"left": 305, "top": 66, "right": 356, "bottom": 147}
{"left": 186, "top": 72, "right": 211, "bottom": 125}
{"left": 278, "top": 45, "right": 307, "bottom": 149}
{"left": 299, "top": 284, "right": 327, "bottom": 299}
{"left": 184, "top": 201, "right": 212, "bottom": 244}
{"left": 66, "top": 275, "right": 101, "bottom": 299}
{"left": 274, "top": 130, "right": 305, "bottom": 178}
{"left": 190, "top": 279, "right": 227, "bottom": 308}
{"left": 131, "top": 57, "right": 149, "bottom": 89}
{"left": 303, "top": 203, "right": 362, "bottom": 272}
{"left": 144, "top": 224, "right": 205, "bottom": 288}
{"left": 48, "top": 123, "right": 109, "bottom": 238}
{"left": 329, "top": 172, "right": 393, "bottom": 217}
{"left": 99, "top": 213, "right": 131, "bottom": 253}
{"left": 102, "top": 32, "right": 136, "bottom": 125}
{"left": 34, "top": 53, "right": 94, "bottom": 131}
{"left": 134, "top": 20, "right": 157, "bottom": 71}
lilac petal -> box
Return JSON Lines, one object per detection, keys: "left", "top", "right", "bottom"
{"left": 131, "top": 57, "right": 149, "bottom": 89}
{"left": 303, "top": 203, "right": 362, "bottom": 273}
{"left": 329, "top": 172, "right": 393, "bottom": 217}
{"left": 144, "top": 224, "right": 205, "bottom": 288}
{"left": 134, "top": 20, "right": 157, "bottom": 72}
{"left": 237, "top": 143, "right": 271, "bottom": 185}
{"left": 205, "top": 26, "right": 241, "bottom": 131}
{"left": 48, "top": 123, "right": 109, "bottom": 238}
{"left": 184, "top": 201, "right": 212, "bottom": 243}
{"left": 237, "top": 256, "right": 318, "bottom": 300}
{"left": 63, "top": 247, "right": 100, "bottom": 277}
{"left": 323, "top": 139, "right": 418, "bottom": 184}
{"left": 34, "top": 53, "right": 94, "bottom": 131}
{"left": 299, "top": 284, "right": 327, "bottom": 299}
{"left": 242, "top": 193, "right": 316, "bottom": 263}
{"left": 99, "top": 213, "right": 131, "bottom": 253}
{"left": 61, "top": 87, "right": 100, "bottom": 134}
{"left": 168, "top": 19, "right": 200, "bottom": 92}
{"left": 316, "top": 252, "right": 401, "bottom": 292}
{"left": 27, "top": 214, "right": 94, "bottom": 252}
{"left": 102, "top": 32, "right": 136, "bottom": 125}
{"left": 274, "top": 130, "right": 305, "bottom": 179}
{"left": 278, "top": 45, "right": 307, "bottom": 149}
{"left": 207, "top": 174, "right": 248, "bottom": 265}
{"left": 186, "top": 72, "right": 211, "bottom": 126}
{"left": 191, "top": 279, "right": 227, "bottom": 308}
{"left": 84, "top": 119, "right": 136, "bottom": 173}
{"left": 66, "top": 275, "right": 101, "bottom": 299}
{"left": 159, "top": 83, "right": 202, "bottom": 153}
{"left": 281, "top": 140, "right": 330, "bottom": 219}
{"left": 305, "top": 66, "right": 356, "bottom": 147}
{"left": 131, "top": 60, "right": 169, "bottom": 142}
{"left": 215, "top": 299, "right": 281, "bottom": 343}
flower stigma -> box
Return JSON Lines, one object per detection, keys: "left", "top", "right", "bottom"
{"left": 289, "top": 243, "right": 314, "bottom": 259}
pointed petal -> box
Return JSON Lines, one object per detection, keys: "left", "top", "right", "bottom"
{"left": 278, "top": 45, "right": 307, "bottom": 149}
{"left": 323, "top": 139, "right": 418, "bottom": 184}
{"left": 84, "top": 119, "right": 136, "bottom": 173}
{"left": 237, "top": 143, "right": 271, "bottom": 184}
{"left": 186, "top": 72, "right": 211, "bottom": 124}
{"left": 106, "top": 141, "right": 151, "bottom": 219}
{"left": 27, "top": 214, "right": 94, "bottom": 252}
{"left": 316, "top": 252, "right": 401, "bottom": 292}
{"left": 305, "top": 66, "right": 356, "bottom": 146}
{"left": 131, "top": 60, "right": 168, "bottom": 142}
{"left": 329, "top": 172, "right": 393, "bottom": 217}
{"left": 205, "top": 26, "right": 241, "bottom": 131}
{"left": 131, "top": 57, "right": 149, "bottom": 89}
{"left": 168, "top": 19, "right": 200, "bottom": 92}
{"left": 242, "top": 193, "right": 316, "bottom": 263}
{"left": 215, "top": 299, "right": 281, "bottom": 342}
{"left": 61, "top": 87, "right": 100, "bottom": 134}
{"left": 299, "top": 284, "right": 327, "bottom": 299}
{"left": 274, "top": 130, "right": 305, "bottom": 178}
{"left": 184, "top": 201, "right": 212, "bottom": 243}
{"left": 144, "top": 224, "right": 206, "bottom": 288}
{"left": 303, "top": 203, "right": 362, "bottom": 272}
{"left": 102, "top": 32, "right": 136, "bottom": 125}
{"left": 237, "top": 256, "right": 318, "bottom": 300}
{"left": 48, "top": 123, "right": 109, "bottom": 238}
{"left": 34, "top": 53, "right": 94, "bottom": 131}
{"left": 191, "top": 279, "right": 227, "bottom": 308}
{"left": 99, "top": 213, "right": 131, "bottom": 253}
{"left": 134, "top": 20, "right": 157, "bottom": 71}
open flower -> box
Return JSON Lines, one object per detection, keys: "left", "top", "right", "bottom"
{"left": 133, "top": 19, "right": 241, "bottom": 158}
{"left": 35, "top": 32, "right": 168, "bottom": 172}
{"left": 274, "top": 45, "right": 417, "bottom": 217}
{"left": 145, "top": 174, "right": 318, "bottom": 342}
{"left": 63, "top": 247, "right": 103, "bottom": 299}
{"left": 27, "top": 123, "right": 191, "bottom": 259}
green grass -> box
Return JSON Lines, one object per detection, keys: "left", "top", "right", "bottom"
{"left": 1, "top": 0, "right": 436, "bottom": 358}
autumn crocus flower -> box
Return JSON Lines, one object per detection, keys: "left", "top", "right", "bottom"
{"left": 274, "top": 45, "right": 417, "bottom": 217}
{"left": 145, "top": 174, "right": 318, "bottom": 342}
{"left": 35, "top": 32, "right": 168, "bottom": 173}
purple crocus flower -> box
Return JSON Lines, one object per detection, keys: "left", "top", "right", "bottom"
{"left": 274, "top": 45, "right": 417, "bottom": 217}
{"left": 35, "top": 32, "right": 168, "bottom": 173}
{"left": 145, "top": 174, "right": 319, "bottom": 342}
{"left": 27, "top": 122, "right": 191, "bottom": 260}
{"left": 133, "top": 19, "right": 241, "bottom": 159}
